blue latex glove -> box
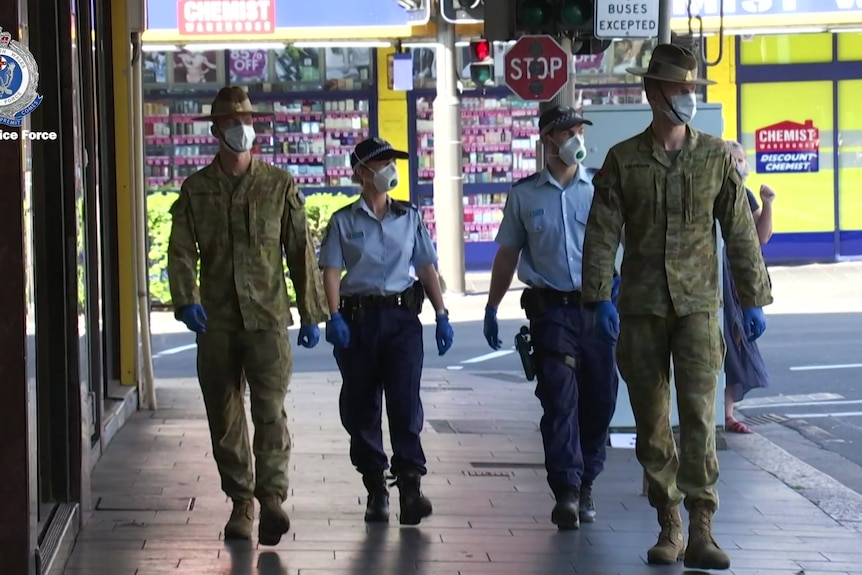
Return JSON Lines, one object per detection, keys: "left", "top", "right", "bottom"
{"left": 742, "top": 307, "right": 766, "bottom": 342}
{"left": 297, "top": 325, "right": 320, "bottom": 349}
{"left": 436, "top": 315, "right": 454, "bottom": 356}
{"left": 611, "top": 276, "right": 621, "bottom": 304}
{"left": 177, "top": 304, "right": 207, "bottom": 333}
{"left": 325, "top": 312, "right": 351, "bottom": 349}
{"left": 483, "top": 305, "right": 501, "bottom": 350}
{"left": 593, "top": 301, "right": 620, "bottom": 343}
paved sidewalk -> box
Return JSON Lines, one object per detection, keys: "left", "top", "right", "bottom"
{"left": 63, "top": 370, "right": 862, "bottom": 575}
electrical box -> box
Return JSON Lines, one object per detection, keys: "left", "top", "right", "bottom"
{"left": 579, "top": 104, "right": 727, "bottom": 432}
{"left": 128, "top": 0, "right": 146, "bottom": 32}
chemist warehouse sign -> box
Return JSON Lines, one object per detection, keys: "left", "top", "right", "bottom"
{"left": 755, "top": 120, "right": 819, "bottom": 174}
{"left": 671, "top": 0, "right": 862, "bottom": 31}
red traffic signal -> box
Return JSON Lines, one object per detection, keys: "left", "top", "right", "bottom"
{"left": 471, "top": 39, "right": 491, "bottom": 61}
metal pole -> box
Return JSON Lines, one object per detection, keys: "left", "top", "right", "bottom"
{"left": 536, "top": 36, "right": 576, "bottom": 167}
{"left": 432, "top": 8, "right": 466, "bottom": 294}
{"left": 658, "top": 0, "right": 672, "bottom": 44}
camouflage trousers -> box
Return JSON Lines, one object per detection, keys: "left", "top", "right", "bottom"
{"left": 196, "top": 330, "right": 293, "bottom": 502}
{"left": 616, "top": 312, "right": 725, "bottom": 512}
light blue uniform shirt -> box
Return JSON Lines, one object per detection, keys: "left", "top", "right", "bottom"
{"left": 495, "top": 165, "right": 596, "bottom": 292}
{"left": 318, "top": 197, "right": 438, "bottom": 296}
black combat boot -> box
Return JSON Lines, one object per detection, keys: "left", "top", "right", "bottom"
{"left": 579, "top": 483, "right": 597, "bottom": 523}
{"left": 362, "top": 472, "right": 390, "bottom": 523}
{"left": 551, "top": 491, "right": 580, "bottom": 530}
{"left": 394, "top": 472, "right": 432, "bottom": 525}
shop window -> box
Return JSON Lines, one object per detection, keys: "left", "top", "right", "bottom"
{"left": 837, "top": 33, "right": 862, "bottom": 62}
{"left": 143, "top": 46, "right": 373, "bottom": 194}
{"left": 739, "top": 33, "right": 833, "bottom": 65}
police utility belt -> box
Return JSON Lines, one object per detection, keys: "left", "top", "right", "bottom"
{"left": 520, "top": 287, "right": 581, "bottom": 319}
{"left": 339, "top": 282, "right": 425, "bottom": 322}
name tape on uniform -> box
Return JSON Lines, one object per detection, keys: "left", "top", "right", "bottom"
{"left": 594, "top": 0, "right": 660, "bottom": 39}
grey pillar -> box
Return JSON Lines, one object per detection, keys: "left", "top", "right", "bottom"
{"left": 536, "top": 36, "right": 576, "bottom": 167}
{"left": 432, "top": 8, "right": 466, "bottom": 294}
{"left": 658, "top": 0, "right": 672, "bottom": 44}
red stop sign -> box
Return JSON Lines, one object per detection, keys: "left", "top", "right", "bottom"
{"left": 504, "top": 35, "right": 568, "bottom": 102}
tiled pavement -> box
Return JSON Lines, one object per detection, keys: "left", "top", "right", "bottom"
{"left": 63, "top": 370, "right": 862, "bottom": 575}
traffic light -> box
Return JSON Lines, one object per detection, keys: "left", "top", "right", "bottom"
{"left": 515, "top": 0, "right": 594, "bottom": 36}
{"left": 441, "top": 0, "right": 485, "bottom": 23}
{"left": 469, "top": 39, "right": 495, "bottom": 87}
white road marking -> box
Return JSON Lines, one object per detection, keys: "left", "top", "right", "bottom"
{"left": 737, "top": 392, "right": 843, "bottom": 408}
{"left": 789, "top": 363, "right": 862, "bottom": 371}
{"left": 446, "top": 365, "right": 464, "bottom": 370}
{"left": 152, "top": 344, "right": 197, "bottom": 359}
{"left": 742, "top": 399, "right": 862, "bottom": 410}
{"left": 459, "top": 349, "right": 515, "bottom": 364}
{"left": 786, "top": 411, "right": 862, "bottom": 419}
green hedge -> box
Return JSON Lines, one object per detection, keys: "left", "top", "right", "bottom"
{"left": 146, "top": 188, "right": 354, "bottom": 308}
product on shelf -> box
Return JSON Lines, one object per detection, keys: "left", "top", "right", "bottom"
{"left": 143, "top": 93, "right": 371, "bottom": 192}
{"left": 419, "top": 192, "right": 508, "bottom": 244}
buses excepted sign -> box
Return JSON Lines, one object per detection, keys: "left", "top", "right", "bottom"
{"left": 594, "top": 0, "right": 660, "bottom": 39}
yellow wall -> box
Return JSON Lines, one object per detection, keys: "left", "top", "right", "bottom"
{"left": 705, "top": 35, "right": 737, "bottom": 142}
{"left": 376, "top": 47, "right": 411, "bottom": 202}
{"left": 837, "top": 79, "right": 862, "bottom": 230}
{"left": 111, "top": 0, "right": 137, "bottom": 385}
{"left": 740, "top": 81, "right": 834, "bottom": 234}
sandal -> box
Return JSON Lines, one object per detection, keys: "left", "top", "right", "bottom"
{"left": 726, "top": 417, "right": 753, "bottom": 434}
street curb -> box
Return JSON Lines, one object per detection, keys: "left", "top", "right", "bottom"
{"left": 727, "top": 431, "right": 862, "bottom": 532}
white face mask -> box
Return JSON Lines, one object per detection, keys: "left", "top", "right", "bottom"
{"left": 663, "top": 92, "right": 697, "bottom": 125}
{"left": 736, "top": 163, "right": 748, "bottom": 179}
{"left": 222, "top": 124, "right": 256, "bottom": 153}
{"left": 371, "top": 163, "right": 398, "bottom": 193}
{"left": 558, "top": 134, "right": 587, "bottom": 166}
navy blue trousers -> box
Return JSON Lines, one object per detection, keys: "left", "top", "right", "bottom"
{"left": 334, "top": 307, "right": 427, "bottom": 477}
{"left": 530, "top": 305, "right": 619, "bottom": 496}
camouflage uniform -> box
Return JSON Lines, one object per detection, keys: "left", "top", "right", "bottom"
{"left": 581, "top": 126, "right": 773, "bottom": 513}
{"left": 167, "top": 158, "right": 328, "bottom": 503}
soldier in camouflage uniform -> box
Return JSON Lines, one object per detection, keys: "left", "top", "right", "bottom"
{"left": 167, "top": 86, "right": 329, "bottom": 546}
{"left": 580, "top": 45, "right": 773, "bottom": 570}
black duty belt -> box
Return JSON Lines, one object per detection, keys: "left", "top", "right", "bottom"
{"left": 531, "top": 288, "right": 581, "bottom": 307}
{"left": 341, "top": 291, "right": 413, "bottom": 309}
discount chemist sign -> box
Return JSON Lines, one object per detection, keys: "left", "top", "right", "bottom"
{"left": 755, "top": 119, "right": 820, "bottom": 174}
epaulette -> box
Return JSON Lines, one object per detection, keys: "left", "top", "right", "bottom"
{"left": 332, "top": 201, "right": 358, "bottom": 217}
{"left": 512, "top": 173, "right": 540, "bottom": 187}
{"left": 392, "top": 199, "right": 417, "bottom": 216}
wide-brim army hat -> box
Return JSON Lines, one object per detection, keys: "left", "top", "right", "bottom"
{"left": 193, "top": 86, "right": 273, "bottom": 121}
{"left": 539, "top": 106, "right": 593, "bottom": 135}
{"left": 350, "top": 137, "right": 409, "bottom": 169}
{"left": 626, "top": 44, "right": 716, "bottom": 86}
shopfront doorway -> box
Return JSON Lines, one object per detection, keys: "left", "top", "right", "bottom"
{"left": 736, "top": 33, "right": 862, "bottom": 262}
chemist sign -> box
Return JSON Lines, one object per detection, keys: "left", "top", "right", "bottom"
{"left": 594, "top": 0, "right": 660, "bottom": 39}
{"left": 755, "top": 119, "right": 820, "bottom": 174}
{"left": 177, "top": 0, "right": 276, "bottom": 35}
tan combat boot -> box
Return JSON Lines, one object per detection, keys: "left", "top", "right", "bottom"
{"left": 684, "top": 501, "right": 731, "bottom": 570}
{"left": 646, "top": 506, "right": 685, "bottom": 564}
{"left": 258, "top": 496, "right": 291, "bottom": 546}
{"left": 224, "top": 499, "right": 254, "bottom": 540}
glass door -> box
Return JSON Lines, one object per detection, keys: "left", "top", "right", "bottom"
{"left": 836, "top": 79, "right": 862, "bottom": 258}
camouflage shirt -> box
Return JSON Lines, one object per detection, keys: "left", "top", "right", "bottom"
{"left": 167, "top": 157, "right": 328, "bottom": 331}
{"left": 582, "top": 126, "right": 773, "bottom": 316}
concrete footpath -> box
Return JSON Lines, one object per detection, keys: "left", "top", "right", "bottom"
{"left": 62, "top": 369, "right": 862, "bottom": 575}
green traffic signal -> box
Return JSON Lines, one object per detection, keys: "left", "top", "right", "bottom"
{"left": 471, "top": 63, "right": 494, "bottom": 86}
{"left": 560, "top": 0, "right": 590, "bottom": 27}
{"left": 517, "top": 0, "right": 553, "bottom": 28}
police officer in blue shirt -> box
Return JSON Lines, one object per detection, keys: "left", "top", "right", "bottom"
{"left": 483, "top": 107, "right": 620, "bottom": 530}
{"left": 318, "top": 137, "right": 454, "bottom": 526}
